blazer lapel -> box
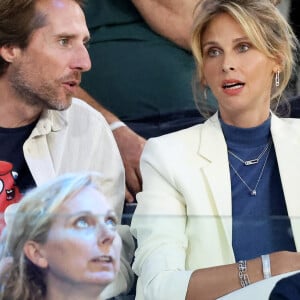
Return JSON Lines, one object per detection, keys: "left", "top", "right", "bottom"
{"left": 197, "top": 114, "right": 233, "bottom": 246}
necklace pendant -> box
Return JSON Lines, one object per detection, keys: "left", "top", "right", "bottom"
{"left": 250, "top": 190, "right": 257, "bottom": 196}
{"left": 244, "top": 159, "right": 259, "bottom": 166}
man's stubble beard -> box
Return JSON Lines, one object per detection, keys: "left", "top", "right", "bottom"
{"left": 8, "top": 64, "right": 72, "bottom": 111}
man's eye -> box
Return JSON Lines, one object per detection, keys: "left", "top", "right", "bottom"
{"left": 74, "top": 217, "right": 90, "bottom": 228}
{"left": 59, "top": 38, "right": 69, "bottom": 46}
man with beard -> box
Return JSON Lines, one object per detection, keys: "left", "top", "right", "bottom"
{"left": 0, "top": 0, "right": 134, "bottom": 298}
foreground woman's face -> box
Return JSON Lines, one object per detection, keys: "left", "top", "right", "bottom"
{"left": 41, "top": 186, "right": 121, "bottom": 287}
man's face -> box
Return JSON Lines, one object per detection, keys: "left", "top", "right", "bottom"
{"left": 8, "top": 0, "right": 91, "bottom": 111}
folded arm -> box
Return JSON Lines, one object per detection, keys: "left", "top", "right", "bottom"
{"left": 131, "top": 0, "right": 199, "bottom": 50}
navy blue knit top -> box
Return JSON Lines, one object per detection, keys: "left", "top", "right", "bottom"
{"left": 220, "top": 117, "right": 296, "bottom": 261}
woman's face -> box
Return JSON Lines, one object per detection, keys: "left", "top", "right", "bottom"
{"left": 201, "top": 13, "right": 278, "bottom": 125}
{"left": 38, "top": 186, "right": 121, "bottom": 288}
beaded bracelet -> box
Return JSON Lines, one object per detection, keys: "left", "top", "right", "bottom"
{"left": 238, "top": 260, "right": 251, "bottom": 288}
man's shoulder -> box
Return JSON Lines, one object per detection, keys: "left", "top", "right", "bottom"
{"left": 69, "top": 97, "right": 107, "bottom": 123}
{"left": 70, "top": 97, "right": 100, "bottom": 113}
{"left": 50, "top": 97, "right": 111, "bottom": 134}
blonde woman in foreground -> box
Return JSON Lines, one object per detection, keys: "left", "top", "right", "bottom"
{"left": 0, "top": 172, "right": 121, "bottom": 300}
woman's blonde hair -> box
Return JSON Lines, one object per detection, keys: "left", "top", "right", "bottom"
{"left": 191, "top": 0, "right": 299, "bottom": 117}
{"left": 0, "top": 172, "right": 104, "bottom": 300}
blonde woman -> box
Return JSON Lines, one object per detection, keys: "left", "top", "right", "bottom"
{"left": 131, "top": 0, "right": 300, "bottom": 299}
{"left": 0, "top": 172, "right": 121, "bottom": 300}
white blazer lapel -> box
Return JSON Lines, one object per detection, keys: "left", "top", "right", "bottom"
{"left": 198, "top": 114, "right": 233, "bottom": 245}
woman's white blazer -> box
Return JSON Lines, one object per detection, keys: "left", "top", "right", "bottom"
{"left": 131, "top": 113, "right": 300, "bottom": 300}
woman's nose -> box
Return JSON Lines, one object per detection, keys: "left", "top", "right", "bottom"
{"left": 222, "top": 65, "right": 235, "bottom": 72}
{"left": 97, "top": 223, "right": 116, "bottom": 249}
{"left": 222, "top": 54, "right": 236, "bottom": 73}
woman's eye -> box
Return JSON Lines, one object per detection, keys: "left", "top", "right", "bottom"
{"left": 238, "top": 43, "right": 250, "bottom": 52}
{"left": 207, "top": 48, "right": 222, "bottom": 57}
{"left": 74, "top": 217, "right": 90, "bottom": 229}
{"left": 105, "top": 217, "right": 117, "bottom": 230}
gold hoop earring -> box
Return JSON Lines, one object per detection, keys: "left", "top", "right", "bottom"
{"left": 275, "top": 70, "right": 280, "bottom": 87}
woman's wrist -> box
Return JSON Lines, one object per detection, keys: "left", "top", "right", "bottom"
{"left": 261, "top": 254, "right": 271, "bottom": 279}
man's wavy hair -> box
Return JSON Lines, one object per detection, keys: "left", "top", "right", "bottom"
{"left": 0, "top": 0, "right": 85, "bottom": 76}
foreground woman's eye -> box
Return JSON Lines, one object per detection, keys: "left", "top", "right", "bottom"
{"left": 74, "top": 217, "right": 90, "bottom": 228}
{"left": 105, "top": 216, "right": 117, "bottom": 230}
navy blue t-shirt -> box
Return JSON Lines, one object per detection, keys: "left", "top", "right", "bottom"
{"left": 0, "top": 122, "right": 36, "bottom": 194}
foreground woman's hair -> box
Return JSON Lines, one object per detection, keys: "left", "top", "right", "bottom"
{"left": 0, "top": 172, "right": 104, "bottom": 300}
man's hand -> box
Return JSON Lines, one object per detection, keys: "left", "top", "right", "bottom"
{"left": 112, "top": 126, "right": 146, "bottom": 202}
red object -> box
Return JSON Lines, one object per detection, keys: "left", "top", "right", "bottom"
{"left": 0, "top": 161, "right": 22, "bottom": 232}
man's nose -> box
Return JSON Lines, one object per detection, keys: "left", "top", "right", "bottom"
{"left": 70, "top": 44, "right": 91, "bottom": 72}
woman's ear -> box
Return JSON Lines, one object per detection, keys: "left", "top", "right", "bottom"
{"left": 201, "top": 76, "right": 207, "bottom": 86}
{"left": 0, "top": 45, "right": 21, "bottom": 63}
{"left": 273, "top": 65, "right": 282, "bottom": 74}
{"left": 23, "top": 241, "right": 48, "bottom": 269}
{"left": 272, "top": 54, "right": 284, "bottom": 74}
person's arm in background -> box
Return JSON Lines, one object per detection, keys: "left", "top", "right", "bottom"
{"left": 76, "top": 0, "right": 198, "bottom": 202}
{"left": 75, "top": 87, "right": 145, "bottom": 203}
{"left": 131, "top": 0, "right": 199, "bottom": 50}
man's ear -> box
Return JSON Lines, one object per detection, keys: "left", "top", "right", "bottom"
{"left": 0, "top": 45, "right": 21, "bottom": 63}
{"left": 23, "top": 241, "right": 48, "bottom": 269}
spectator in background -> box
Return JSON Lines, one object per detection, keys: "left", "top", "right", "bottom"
{"left": 75, "top": 0, "right": 214, "bottom": 202}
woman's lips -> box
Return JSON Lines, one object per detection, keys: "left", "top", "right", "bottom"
{"left": 222, "top": 80, "right": 245, "bottom": 96}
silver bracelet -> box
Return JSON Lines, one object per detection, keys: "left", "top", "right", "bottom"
{"left": 261, "top": 254, "right": 271, "bottom": 279}
{"left": 109, "top": 121, "right": 126, "bottom": 131}
{"left": 238, "top": 260, "right": 251, "bottom": 288}
{"left": 238, "top": 260, "right": 251, "bottom": 287}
